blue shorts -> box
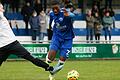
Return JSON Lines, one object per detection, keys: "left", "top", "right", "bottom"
{"left": 49, "top": 36, "right": 73, "bottom": 59}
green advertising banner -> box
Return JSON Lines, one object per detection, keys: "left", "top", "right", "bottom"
{"left": 8, "top": 44, "right": 120, "bottom": 59}
{"left": 71, "top": 44, "right": 120, "bottom": 59}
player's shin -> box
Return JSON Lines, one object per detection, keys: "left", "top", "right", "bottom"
{"left": 46, "top": 53, "right": 52, "bottom": 64}
{"left": 32, "top": 58, "right": 53, "bottom": 71}
{"left": 22, "top": 53, "right": 53, "bottom": 71}
{"left": 46, "top": 50, "right": 57, "bottom": 64}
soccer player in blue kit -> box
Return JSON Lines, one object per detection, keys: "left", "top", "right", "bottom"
{"left": 46, "top": 1, "right": 75, "bottom": 80}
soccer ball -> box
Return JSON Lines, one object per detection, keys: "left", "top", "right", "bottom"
{"left": 67, "top": 70, "right": 79, "bottom": 80}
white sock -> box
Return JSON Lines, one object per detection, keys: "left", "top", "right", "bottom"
{"left": 46, "top": 54, "right": 52, "bottom": 64}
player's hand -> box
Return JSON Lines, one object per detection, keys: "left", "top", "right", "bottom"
{"left": 64, "top": 11, "right": 69, "bottom": 16}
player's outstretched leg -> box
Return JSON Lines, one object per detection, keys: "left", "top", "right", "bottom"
{"left": 22, "top": 53, "right": 53, "bottom": 71}
{"left": 0, "top": 41, "right": 53, "bottom": 71}
{"left": 10, "top": 41, "right": 54, "bottom": 71}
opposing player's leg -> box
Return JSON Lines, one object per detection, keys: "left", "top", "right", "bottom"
{"left": 0, "top": 45, "right": 12, "bottom": 66}
{"left": 10, "top": 41, "right": 53, "bottom": 71}
{"left": 22, "top": 52, "right": 53, "bottom": 71}
{"left": 0, "top": 52, "right": 10, "bottom": 66}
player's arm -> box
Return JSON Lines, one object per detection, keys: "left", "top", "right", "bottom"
{"left": 63, "top": 9, "right": 69, "bottom": 16}
{"left": 63, "top": 8, "right": 75, "bottom": 19}
{"left": 49, "top": 11, "right": 54, "bottom": 30}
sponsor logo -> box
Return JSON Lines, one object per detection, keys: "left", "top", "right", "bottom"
{"left": 59, "top": 17, "right": 63, "bottom": 21}
{"left": 75, "top": 54, "right": 92, "bottom": 58}
{"left": 112, "top": 44, "right": 118, "bottom": 54}
{"left": 72, "top": 47, "right": 97, "bottom": 53}
{"left": 25, "top": 47, "right": 48, "bottom": 54}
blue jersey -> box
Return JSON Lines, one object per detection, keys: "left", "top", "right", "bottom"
{"left": 49, "top": 10, "right": 75, "bottom": 40}
{"left": 49, "top": 10, "right": 75, "bottom": 59}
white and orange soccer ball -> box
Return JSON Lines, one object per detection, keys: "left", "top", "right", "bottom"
{"left": 67, "top": 70, "right": 79, "bottom": 80}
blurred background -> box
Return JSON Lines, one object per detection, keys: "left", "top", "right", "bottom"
{"left": 1, "top": 0, "right": 120, "bottom": 44}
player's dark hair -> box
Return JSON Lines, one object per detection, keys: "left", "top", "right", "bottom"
{"left": 51, "top": 1, "right": 59, "bottom": 5}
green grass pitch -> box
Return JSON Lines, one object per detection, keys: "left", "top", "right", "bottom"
{"left": 0, "top": 60, "right": 120, "bottom": 80}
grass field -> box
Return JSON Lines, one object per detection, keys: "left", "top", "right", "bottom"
{"left": 0, "top": 60, "right": 120, "bottom": 80}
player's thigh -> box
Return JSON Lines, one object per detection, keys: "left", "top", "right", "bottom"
{"left": 61, "top": 39, "right": 73, "bottom": 49}
{"left": 49, "top": 36, "right": 60, "bottom": 51}
{"left": 48, "top": 50, "right": 57, "bottom": 61}
{"left": 48, "top": 37, "right": 60, "bottom": 60}
{"left": 59, "top": 48, "right": 71, "bottom": 60}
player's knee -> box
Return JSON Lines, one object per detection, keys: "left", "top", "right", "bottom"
{"left": 60, "top": 56, "right": 66, "bottom": 61}
{"left": 48, "top": 50, "right": 56, "bottom": 61}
